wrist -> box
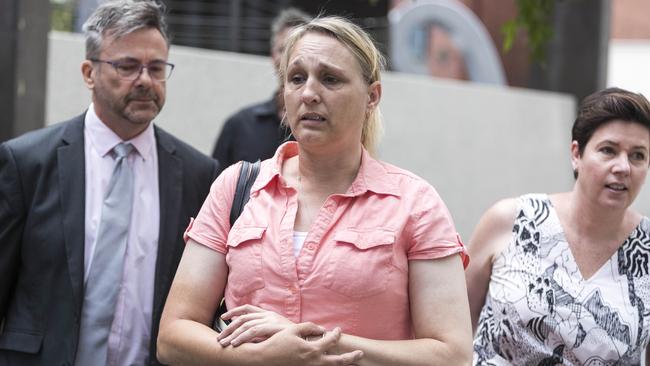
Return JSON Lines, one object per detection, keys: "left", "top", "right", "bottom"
{"left": 330, "top": 332, "right": 350, "bottom": 355}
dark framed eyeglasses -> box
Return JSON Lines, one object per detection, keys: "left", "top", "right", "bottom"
{"left": 89, "top": 58, "right": 175, "bottom": 81}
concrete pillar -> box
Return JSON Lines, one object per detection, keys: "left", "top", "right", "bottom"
{"left": 0, "top": 0, "right": 50, "bottom": 142}
{"left": 531, "top": 0, "right": 611, "bottom": 103}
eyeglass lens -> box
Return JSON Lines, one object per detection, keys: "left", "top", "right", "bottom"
{"left": 115, "top": 61, "right": 172, "bottom": 81}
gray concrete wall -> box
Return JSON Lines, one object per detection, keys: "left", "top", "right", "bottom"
{"left": 46, "top": 31, "right": 650, "bottom": 240}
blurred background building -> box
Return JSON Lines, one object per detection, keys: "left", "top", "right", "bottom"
{"left": 607, "top": 0, "right": 650, "bottom": 99}
{"left": 72, "top": 0, "right": 389, "bottom": 58}
{"left": 3, "top": 0, "right": 649, "bottom": 237}
{"left": 5, "top": 0, "right": 650, "bottom": 142}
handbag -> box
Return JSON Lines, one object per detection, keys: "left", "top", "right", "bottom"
{"left": 213, "top": 160, "right": 261, "bottom": 331}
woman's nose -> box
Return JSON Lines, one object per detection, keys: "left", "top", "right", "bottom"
{"left": 300, "top": 78, "right": 320, "bottom": 104}
{"left": 612, "top": 153, "right": 631, "bottom": 175}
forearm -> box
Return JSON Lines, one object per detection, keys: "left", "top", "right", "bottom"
{"left": 337, "top": 334, "right": 471, "bottom": 366}
{"left": 159, "top": 319, "right": 363, "bottom": 366}
{"left": 157, "top": 319, "right": 261, "bottom": 366}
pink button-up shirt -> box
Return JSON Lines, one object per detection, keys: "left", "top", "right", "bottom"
{"left": 187, "top": 142, "right": 467, "bottom": 340}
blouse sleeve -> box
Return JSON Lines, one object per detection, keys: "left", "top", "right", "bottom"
{"left": 184, "top": 162, "right": 241, "bottom": 254}
{"left": 406, "top": 183, "right": 469, "bottom": 268}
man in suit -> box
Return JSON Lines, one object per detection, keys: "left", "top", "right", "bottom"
{"left": 0, "top": 1, "right": 219, "bottom": 365}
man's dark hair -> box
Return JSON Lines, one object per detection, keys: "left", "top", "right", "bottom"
{"left": 270, "top": 7, "right": 311, "bottom": 47}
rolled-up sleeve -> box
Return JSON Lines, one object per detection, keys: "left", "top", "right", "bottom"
{"left": 406, "top": 183, "right": 469, "bottom": 268}
{"left": 184, "top": 162, "right": 241, "bottom": 254}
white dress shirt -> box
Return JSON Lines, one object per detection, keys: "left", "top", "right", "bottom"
{"left": 83, "top": 104, "right": 160, "bottom": 365}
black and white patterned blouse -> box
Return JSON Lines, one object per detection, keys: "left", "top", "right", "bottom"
{"left": 473, "top": 194, "right": 650, "bottom": 365}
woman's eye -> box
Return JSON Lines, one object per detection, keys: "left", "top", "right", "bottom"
{"left": 631, "top": 151, "right": 647, "bottom": 161}
{"left": 599, "top": 146, "right": 615, "bottom": 155}
{"left": 323, "top": 75, "right": 339, "bottom": 84}
{"left": 289, "top": 74, "right": 305, "bottom": 84}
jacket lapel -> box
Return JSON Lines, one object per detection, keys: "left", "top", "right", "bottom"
{"left": 57, "top": 115, "right": 86, "bottom": 313}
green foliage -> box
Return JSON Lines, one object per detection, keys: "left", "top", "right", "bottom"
{"left": 50, "top": 0, "right": 74, "bottom": 32}
{"left": 501, "top": 0, "right": 556, "bottom": 63}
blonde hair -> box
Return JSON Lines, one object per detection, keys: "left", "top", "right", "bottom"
{"left": 279, "top": 16, "right": 385, "bottom": 154}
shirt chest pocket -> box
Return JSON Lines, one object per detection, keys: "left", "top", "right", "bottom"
{"left": 324, "top": 229, "right": 396, "bottom": 299}
{"left": 225, "top": 225, "right": 267, "bottom": 299}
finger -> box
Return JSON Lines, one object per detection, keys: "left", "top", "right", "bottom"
{"left": 221, "top": 304, "right": 264, "bottom": 319}
{"left": 230, "top": 323, "right": 285, "bottom": 346}
{"left": 217, "top": 313, "right": 264, "bottom": 340}
{"left": 314, "top": 327, "right": 341, "bottom": 350}
{"left": 323, "top": 350, "right": 364, "bottom": 365}
{"left": 216, "top": 320, "right": 236, "bottom": 341}
{"left": 220, "top": 318, "right": 266, "bottom": 345}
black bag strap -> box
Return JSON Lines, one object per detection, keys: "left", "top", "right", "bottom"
{"left": 229, "top": 160, "right": 261, "bottom": 227}
{"left": 215, "top": 160, "right": 261, "bottom": 332}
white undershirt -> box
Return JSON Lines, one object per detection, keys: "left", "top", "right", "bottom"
{"left": 292, "top": 231, "right": 308, "bottom": 257}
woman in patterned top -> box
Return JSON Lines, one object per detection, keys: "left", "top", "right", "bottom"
{"left": 467, "top": 87, "right": 650, "bottom": 365}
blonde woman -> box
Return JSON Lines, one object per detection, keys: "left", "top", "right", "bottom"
{"left": 158, "top": 16, "right": 472, "bottom": 366}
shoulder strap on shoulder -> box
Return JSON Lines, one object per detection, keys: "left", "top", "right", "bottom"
{"left": 229, "top": 160, "right": 261, "bottom": 227}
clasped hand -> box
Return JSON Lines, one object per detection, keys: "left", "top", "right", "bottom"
{"left": 217, "top": 304, "right": 295, "bottom": 346}
{"left": 216, "top": 304, "right": 363, "bottom": 365}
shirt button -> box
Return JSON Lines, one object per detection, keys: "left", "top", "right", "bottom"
{"left": 307, "top": 244, "right": 315, "bottom": 250}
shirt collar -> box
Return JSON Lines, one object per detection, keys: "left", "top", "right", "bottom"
{"left": 85, "top": 103, "right": 156, "bottom": 160}
{"left": 251, "top": 141, "right": 400, "bottom": 197}
{"left": 349, "top": 147, "right": 401, "bottom": 197}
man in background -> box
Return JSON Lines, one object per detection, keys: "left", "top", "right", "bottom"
{"left": 211, "top": 8, "right": 310, "bottom": 172}
{"left": 0, "top": 1, "right": 218, "bottom": 364}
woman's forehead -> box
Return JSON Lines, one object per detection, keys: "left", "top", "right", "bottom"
{"left": 589, "top": 120, "right": 650, "bottom": 147}
{"left": 288, "top": 33, "right": 360, "bottom": 70}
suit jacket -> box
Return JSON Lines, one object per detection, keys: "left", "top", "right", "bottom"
{"left": 0, "top": 114, "right": 219, "bottom": 365}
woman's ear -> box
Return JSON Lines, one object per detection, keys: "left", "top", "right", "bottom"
{"left": 367, "top": 81, "right": 382, "bottom": 109}
{"left": 570, "top": 140, "right": 580, "bottom": 172}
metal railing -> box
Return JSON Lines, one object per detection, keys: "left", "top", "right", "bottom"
{"left": 163, "top": 0, "right": 291, "bottom": 55}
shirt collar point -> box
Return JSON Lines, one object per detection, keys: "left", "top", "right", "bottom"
{"left": 357, "top": 148, "right": 401, "bottom": 197}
